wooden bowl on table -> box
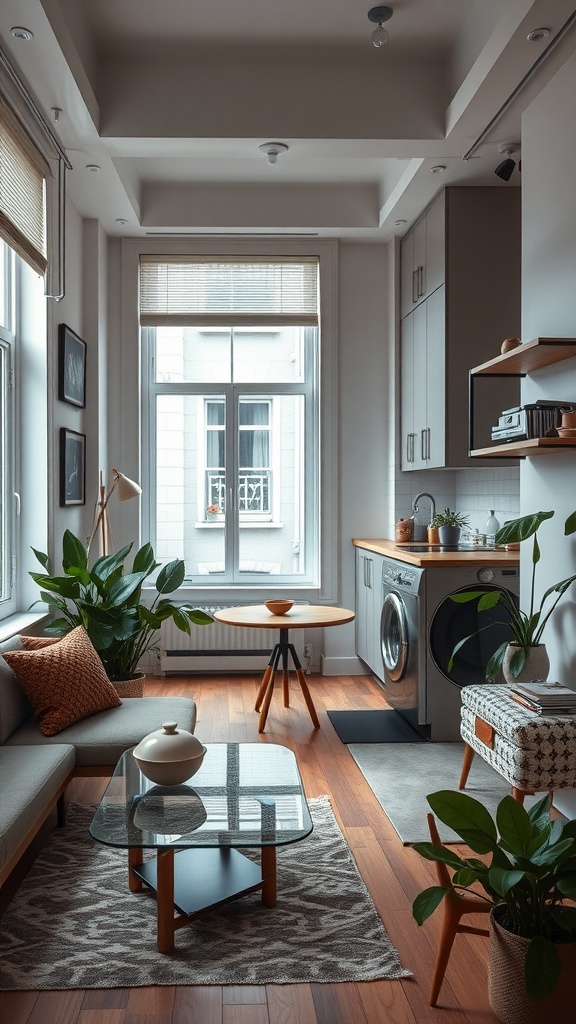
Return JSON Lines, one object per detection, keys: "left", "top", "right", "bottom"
{"left": 264, "top": 600, "right": 294, "bottom": 616}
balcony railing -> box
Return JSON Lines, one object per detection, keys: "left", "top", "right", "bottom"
{"left": 207, "top": 470, "right": 271, "bottom": 514}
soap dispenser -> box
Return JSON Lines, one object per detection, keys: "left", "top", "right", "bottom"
{"left": 485, "top": 510, "right": 500, "bottom": 545}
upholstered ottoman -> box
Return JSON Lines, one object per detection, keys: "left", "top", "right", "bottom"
{"left": 459, "top": 684, "right": 576, "bottom": 803}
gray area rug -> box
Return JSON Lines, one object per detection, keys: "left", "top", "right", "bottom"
{"left": 0, "top": 798, "right": 411, "bottom": 990}
{"left": 348, "top": 741, "right": 538, "bottom": 845}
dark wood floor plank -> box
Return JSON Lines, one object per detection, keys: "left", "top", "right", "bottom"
{"left": 25, "top": 990, "right": 85, "bottom": 1024}
{"left": 172, "top": 985, "right": 223, "bottom": 1024}
{"left": 222, "top": 986, "right": 267, "bottom": 1004}
{"left": 356, "top": 979, "right": 418, "bottom": 1024}
{"left": 310, "top": 983, "right": 368, "bottom": 1024}
{"left": 124, "top": 986, "right": 175, "bottom": 1022}
{"left": 266, "top": 984, "right": 317, "bottom": 1024}
{"left": 222, "top": 1005, "right": 268, "bottom": 1024}
{"left": 0, "top": 991, "right": 38, "bottom": 1024}
{"left": 81, "top": 989, "right": 130, "bottom": 1010}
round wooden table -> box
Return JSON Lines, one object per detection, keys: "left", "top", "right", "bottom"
{"left": 213, "top": 605, "right": 355, "bottom": 732}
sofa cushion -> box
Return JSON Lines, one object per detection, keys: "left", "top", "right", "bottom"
{"left": 0, "top": 744, "right": 76, "bottom": 874}
{"left": 0, "top": 636, "right": 33, "bottom": 743}
{"left": 20, "top": 635, "right": 62, "bottom": 650}
{"left": 5, "top": 696, "right": 197, "bottom": 767}
{"left": 2, "top": 626, "right": 121, "bottom": 737}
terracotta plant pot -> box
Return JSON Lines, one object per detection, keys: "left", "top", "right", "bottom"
{"left": 489, "top": 910, "right": 576, "bottom": 1024}
{"left": 502, "top": 643, "right": 549, "bottom": 685}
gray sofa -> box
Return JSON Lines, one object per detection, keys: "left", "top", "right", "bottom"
{"left": 0, "top": 636, "right": 196, "bottom": 888}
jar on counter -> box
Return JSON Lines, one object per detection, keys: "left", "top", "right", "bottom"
{"left": 395, "top": 518, "right": 413, "bottom": 543}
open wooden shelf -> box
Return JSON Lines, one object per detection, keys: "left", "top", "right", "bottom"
{"left": 471, "top": 437, "right": 576, "bottom": 458}
{"left": 471, "top": 337, "right": 576, "bottom": 377}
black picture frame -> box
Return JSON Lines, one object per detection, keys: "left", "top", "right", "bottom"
{"left": 58, "top": 324, "right": 86, "bottom": 408}
{"left": 59, "top": 428, "right": 86, "bottom": 507}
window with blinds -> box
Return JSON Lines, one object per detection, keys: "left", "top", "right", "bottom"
{"left": 139, "top": 256, "right": 319, "bottom": 326}
{"left": 0, "top": 95, "right": 48, "bottom": 276}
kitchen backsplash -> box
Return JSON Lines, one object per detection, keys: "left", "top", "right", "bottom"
{"left": 391, "top": 466, "right": 520, "bottom": 538}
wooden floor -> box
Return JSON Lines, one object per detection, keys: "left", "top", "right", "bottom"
{"left": 0, "top": 671, "right": 499, "bottom": 1024}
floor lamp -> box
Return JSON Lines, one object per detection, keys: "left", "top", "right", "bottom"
{"left": 87, "top": 468, "right": 142, "bottom": 557}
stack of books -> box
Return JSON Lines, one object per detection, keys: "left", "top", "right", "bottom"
{"left": 509, "top": 680, "right": 576, "bottom": 716}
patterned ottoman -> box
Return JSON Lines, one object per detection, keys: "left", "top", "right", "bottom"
{"left": 459, "top": 684, "right": 576, "bottom": 803}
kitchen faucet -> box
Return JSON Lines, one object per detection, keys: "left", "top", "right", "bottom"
{"left": 412, "top": 492, "right": 436, "bottom": 535}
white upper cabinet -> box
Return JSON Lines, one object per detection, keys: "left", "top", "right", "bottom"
{"left": 400, "top": 187, "right": 521, "bottom": 471}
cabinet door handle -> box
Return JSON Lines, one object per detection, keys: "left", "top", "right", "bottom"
{"left": 412, "top": 269, "right": 418, "bottom": 304}
{"left": 367, "top": 558, "right": 372, "bottom": 589}
{"left": 419, "top": 265, "right": 425, "bottom": 297}
{"left": 411, "top": 432, "right": 415, "bottom": 462}
{"left": 363, "top": 555, "right": 367, "bottom": 588}
{"left": 407, "top": 432, "right": 415, "bottom": 463}
{"left": 421, "top": 429, "right": 427, "bottom": 461}
{"left": 426, "top": 427, "right": 431, "bottom": 460}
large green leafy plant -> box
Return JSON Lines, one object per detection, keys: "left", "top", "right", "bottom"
{"left": 30, "top": 530, "right": 213, "bottom": 680}
{"left": 448, "top": 510, "right": 576, "bottom": 680}
{"left": 412, "top": 790, "right": 576, "bottom": 1002}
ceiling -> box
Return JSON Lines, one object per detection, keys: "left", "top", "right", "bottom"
{"left": 2, "top": 0, "right": 576, "bottom": 241}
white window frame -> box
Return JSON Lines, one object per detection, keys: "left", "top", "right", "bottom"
{"left": 119, "top": 238, "right": 338, "bottom": 604}
{"left": 0, "top": 247, "right": 16, "bottom": 617}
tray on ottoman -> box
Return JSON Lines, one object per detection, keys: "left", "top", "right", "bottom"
{"left": 460, "top": 684, "right": 576, "bottom": 798}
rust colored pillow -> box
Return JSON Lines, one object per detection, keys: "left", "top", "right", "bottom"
{"left": 20, "top": 635, "right": 63, "bottom": 650}
{"left": 3, "top": 626, "right": 121, "bottom": 736}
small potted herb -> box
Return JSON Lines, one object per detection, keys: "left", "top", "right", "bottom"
{"left": 431, "top": 508, "right": 470, "bottom": 546}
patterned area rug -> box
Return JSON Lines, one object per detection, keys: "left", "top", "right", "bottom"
{"left": 0, "top": 798, "right": 411, "bottom": 990}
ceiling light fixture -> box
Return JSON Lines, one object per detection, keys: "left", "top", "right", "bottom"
{"left": 85, "top": 164, "right": 101, "bottom": 173}
{"left": 258, "top": 142, "right": 289, "bottom": 165}
{"left": 431, "top": 165, "right": 446, "bottom": 174}
{"left": 367, "top": 6, "right": 393, "bottom": 48}
{"left": 10, "top": 27, "right": 34, "bottom": 41}
{"left": 494, "top": 143, "right": 519, "bottom": 182}
{"left": 527, "top": 28, "right": 550, "bottom": 42}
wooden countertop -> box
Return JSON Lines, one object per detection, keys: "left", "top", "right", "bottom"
{"left": 352, "top": 538, "right": 520, "bottom": 568}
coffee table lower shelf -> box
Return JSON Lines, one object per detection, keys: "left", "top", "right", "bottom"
{"left": 130, "top": 846, "right": 276, "bottom": 953}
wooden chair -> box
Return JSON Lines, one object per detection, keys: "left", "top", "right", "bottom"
{"left": 426, "top": 812, "right": 491, "bottom": 1007}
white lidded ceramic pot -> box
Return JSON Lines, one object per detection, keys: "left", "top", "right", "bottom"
{"left": 133, "top": 721, "right": 206, "bottom": 786}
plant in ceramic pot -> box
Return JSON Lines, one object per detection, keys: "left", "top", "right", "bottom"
{"left": 412, "top": 789, "right": 576, "bottom": 1020}
{"left": 29, "top": 530, "right": 213, "bottom": 682}
{"left": 431, "top": 508, "right": 470, "bottom": 546}
{"left": 448, "top": 510, "right": 576, "bottom": 682}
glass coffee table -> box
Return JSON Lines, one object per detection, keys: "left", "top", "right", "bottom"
{"left": 90, "top": 742, "right": 312, "bottom": 953}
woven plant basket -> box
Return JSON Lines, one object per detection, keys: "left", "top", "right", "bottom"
{"left": 489, "top": 909, "right": 576, "bottom": 1024}
{"left": 110, "top": 672, "right": 145, "bottom": 698}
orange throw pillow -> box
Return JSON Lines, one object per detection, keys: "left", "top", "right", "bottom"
{"left": 20, "top": 635, "right": 62, "bottom": 650}
{"left": 3, "top": 626, "right": 121, "bottom": 736}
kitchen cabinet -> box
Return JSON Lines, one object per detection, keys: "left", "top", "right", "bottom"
{"left": 468, "top": 337, "right": 576, "bottom": 457}
{"left": 400, "top": 191, "right": 445, "bottom": 318}
{"left": 400, "top": 186, "right": 521, "bottom": 470}
{"left": 355, "top": 547, "right": 385, "bottom": 680}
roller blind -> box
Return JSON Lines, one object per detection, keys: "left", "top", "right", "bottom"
{"left": 140, "top": 255, "right": 319, "bottom": 326}
{"left": 0, "top": 95, "right": 48, "bottom": 275}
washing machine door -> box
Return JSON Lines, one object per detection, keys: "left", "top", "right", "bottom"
{"left": 429, "top": 583, "right": 516, "bottom": 687}
{"left": 380, "top": 592, "right": 408, "bottom": 681}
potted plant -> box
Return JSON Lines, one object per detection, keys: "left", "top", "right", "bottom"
{"left": 29, "top": 530, "right": 213, "bottom": 691}
{"left": 431, "top": 508, "right": 470, "bottom": 546}
{"left": 205, "top": 504, "right": 221, "bottom": 521}
{"left": 412, "top": 789, "right": 576, "bottom": 1021}
{"left": 448, "top": 510, "right": 576, "bottom": 683}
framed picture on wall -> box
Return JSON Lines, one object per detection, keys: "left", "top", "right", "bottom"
{"left": 58, "top": 324, "right": 86, "bottom": 408}
{"left": 60, "top": 428, "right": 86, "bottom": 506}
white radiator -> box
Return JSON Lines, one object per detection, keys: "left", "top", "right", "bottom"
{"left": 160, "top": 605, "right": 305, "bottom": 673}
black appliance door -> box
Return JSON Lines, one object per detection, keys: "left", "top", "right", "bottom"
{"left": 429, "top": 584, "right": 516, "bottom": 687}
{"left": 380, "top": 592, "right": 408, "bottom": 682}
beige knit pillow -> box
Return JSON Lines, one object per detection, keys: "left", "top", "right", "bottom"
{"left": 3, "top": 626, "right": 121, "bottom": 736}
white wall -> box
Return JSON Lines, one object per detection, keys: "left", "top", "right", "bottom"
{"left": 520, "top": 54, "right": 576, "bottom": 816}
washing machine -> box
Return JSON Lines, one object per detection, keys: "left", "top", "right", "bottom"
{"left": 379, "top": 557, "right": 520, "bottom": 741}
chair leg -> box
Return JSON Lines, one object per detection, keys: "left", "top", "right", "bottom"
{"left": 429, "top": 897, "right": 465, "bottom": 1007}
{"left": 458, "top": 743, "right": 475, "bottom": 791}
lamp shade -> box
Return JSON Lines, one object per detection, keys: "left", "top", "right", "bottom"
{"left": 113, "top": 468, "right": 142, "bottom": 502}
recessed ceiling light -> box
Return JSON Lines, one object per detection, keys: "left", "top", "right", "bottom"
{"left": 431, "top": 165, "right": 446, "bottom": 174}
{"left": 394, "top": 219, "right": 407, "bottom": 226}
{"left": 11, "top": 27, "right": 34, "bottom": 41}
{"left": 527, "top": 28, "right": 550, "bottom": 42}
{"left": 85, "top": 164, "right": 101, "bottom": 173}
{"left": 115, "top": 218, "right": 128, "bottom": 225}
{"left": 258, "top": 142, "right": 289, "bottom": 165}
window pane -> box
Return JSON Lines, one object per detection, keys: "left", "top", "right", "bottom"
{"left": 155, "top": 394, "right": 226, "bottom": 576}
{"left": 238, "top": 394, "right": 306, "bottom": 577}
{"left": 155, "top": 326, "right": 231, "bottom": 383}
{"left": 233, "top": 326, "right": 306, "bottom": 383}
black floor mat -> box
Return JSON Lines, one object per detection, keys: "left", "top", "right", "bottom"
{"left": 327, "top": 709, "right": 426, "bottom": 743}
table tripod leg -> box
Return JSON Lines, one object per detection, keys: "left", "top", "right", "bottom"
{"left": 282, "top": 641, "right": 290, "bottom": 708}
{"left": 258, "top": 645, "right": 281, "bottom": 732}
{"left": 289, "top": 643, "right": 320, "bottom": 729}
{"left": 255, "top": 664, "right": 273, "bottom": 711}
